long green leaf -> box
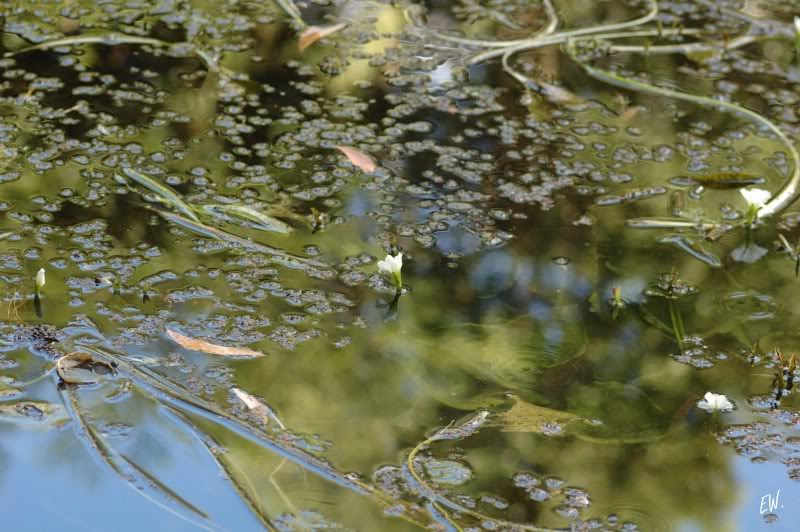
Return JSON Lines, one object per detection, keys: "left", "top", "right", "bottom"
{"left": 59, "top": 386, "right": 219, "bottom": 531}
{"left": 200, "top": 204, "right": 293, "bottom": 234}
{"left": 121, "top": 168, "right": 200, "bottom": 222}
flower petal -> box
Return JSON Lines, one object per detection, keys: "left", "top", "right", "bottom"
{"left": 740, "top": 188, "right": 771, "bottom": 208}
{"left": 697, "top": 400, "right": 712, "bottom": 412}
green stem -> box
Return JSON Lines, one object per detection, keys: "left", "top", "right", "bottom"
{"left": 393, "top": 272, "right": 402, "bottom": 292}
{"left": 405, "top": 429, "right": 547, "bottom": 531}
{"left": 566, "top": 40, "right": 800, "bottom": 219}
{"left": 669, "top": 300, "right": 685, "bottom": 348}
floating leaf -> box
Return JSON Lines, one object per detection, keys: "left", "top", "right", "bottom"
{"left": 489, "top": 394, "right": 581, "bottom": 433}
{"left": 335, "top": 146, "right": 377, "bottom": 173}
{"left": 298, "top": 23, "right": 347, "bottom": 53}
{"left": 57, "top": 351, "right": 115, "bottom": 385}
{"left": 166, "top": 328, "right": 265, "bottom": 358}
{"left": 672, "top": 173, "right": 765, "bottom": 190}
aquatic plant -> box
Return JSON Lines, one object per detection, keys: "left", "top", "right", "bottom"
{"left": 2, "top": 0, "right": 800, "bottom": 528}
{"left": 377, "top": 253, "right": 404, "bottom": 292}
{"left": 732, "top": 188, "right": 772, "bottom": 262}
{"left": 34, "top": 268, "right": 45, "bottom": 297}
{"left": 696, "top": 392, "right": 734, "bottom": 413}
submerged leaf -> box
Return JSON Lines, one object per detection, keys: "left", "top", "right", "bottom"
{"left": 200, "top": 204, "right": 293, "bottom": 234}
{"left": 433, "top": 410, "right": 490, "bottom": 441}
{"left": 0, "top": 400, "right": 65, "bottom": 424}
{"left": 489, "top": 394, "right": 581, "bottom": 433}
{"left": 120, "top": 168, "right": 200, "bottom": 222}
{"left": 657, "top": 234, "right": 722, "bottom": 268}
{"left": 423, "top": 459, "right": 473, "bottom": 486}
{"left": 335, "top": 146, "right": 377, "bottom": 173}
{"left": 57, "top": 352, "right": 115, "bottom": 385}
{"left": 298, "top": 23, "right": 347, "bottom": 53}
{"left": 731, "top": 243, "right": 769, "bottom": 263}
{"left": 166, "top": 328, "right": 265, "bottom": 358}
{"left": 676, "top": 173, "right": 766, "bottom": 190}
{"left": 149, "top": 207, "right": 333, "bottom": 269}
{"left": 541, "top": 82, "right": 583, "bottom": 105}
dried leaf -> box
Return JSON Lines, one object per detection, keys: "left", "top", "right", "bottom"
{"left": 489, "top": 394, "right": 581, "bottom": 433}
{"left": 233, "top": 387, "right": 266, "bottom": 411}
{"left": 298, "top": 23, "right": 347, "bottom": 53}
{"left": 621, "top": 105, "right": 644, "bottom": 122}
{"left": 233, "top": 387, "right": 285, "bottom": 428}
{"left": 57, "top": 351, "right": 115, "bottom": 384}
{"left": 335, "top": 146, "right": 377, "bottom": 173}
{"left": 166, "top": 329, "right": 265, "bottom": 358}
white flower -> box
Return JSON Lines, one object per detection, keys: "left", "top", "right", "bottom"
{"left": 795, "top": 16, "right": 800, "bottom": 35}
{"left": 377, "top": 253, "right": 403, "bottom": 289}
{"left": 377, "top": 253, "right": 403, "bottom": 275}
{"left": 35, "top": 268, "right": 46, "bottom": 292}
{"left": 740, "top": 188, "right": 771, "bottom": 211}
{"left": 697, "top": 392, "right": 734, "bottom": 413}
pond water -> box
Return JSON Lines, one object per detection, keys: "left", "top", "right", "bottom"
{"left": 1, "top": 0, "right": 800, "bottom": 530}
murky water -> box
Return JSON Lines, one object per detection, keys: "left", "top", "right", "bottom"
{"left": 1, "top": 1, "right": 800, "bottom": 530}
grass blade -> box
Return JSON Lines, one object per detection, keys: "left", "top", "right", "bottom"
{"left": 59, "top": 385, "right": 222, "bottom": 531}
{"left": 149, "top": 207, "right": 332, "bottom": 270}
{"left": 78, "top": 345, "right": 433, "bottom": 529}
{"left": 160, "top": 406, "right": 278, "bottom": 530}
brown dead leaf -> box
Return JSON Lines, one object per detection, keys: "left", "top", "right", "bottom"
{"left": 621, "top": 105, "right": 644, "bottom": 122}
{"left": 489, "top": 394, "right": 582, "bottom": 433}
{"left": 335, "top": 146, "right": 377, "bottom": 173}
{"left": 57, "top": 352, "right": 115, "bottom": 384}
{"left": 166, "top": 328, "right": 265, "bottom": 358}
{"left": 298, "top": 22, "right": 347, "bottom": 53}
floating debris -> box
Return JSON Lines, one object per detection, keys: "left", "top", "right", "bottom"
{"left": 166, "top": 329, "right": 266, "bottom": 358}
